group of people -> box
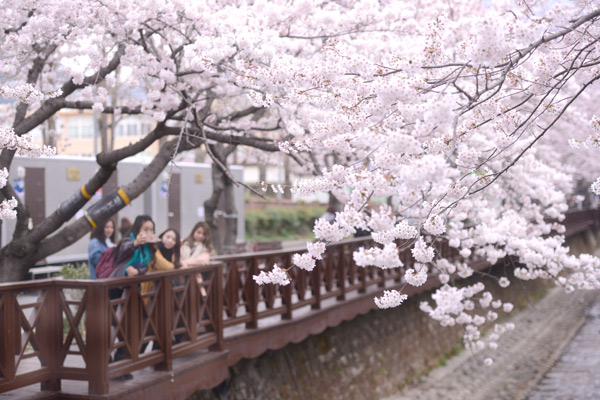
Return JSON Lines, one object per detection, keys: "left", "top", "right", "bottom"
{"left": 87, "top": 215, "right": 215, "bottom": 380}
{"left": 87, "top": 215, "right": 214, "bottom": 282}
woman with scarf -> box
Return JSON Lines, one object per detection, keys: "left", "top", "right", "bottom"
{"left": 108, "top": 215, "right": 157, "bottom": 379}
{"left": 108, "top": 215, "right": 157, "bottom": 279}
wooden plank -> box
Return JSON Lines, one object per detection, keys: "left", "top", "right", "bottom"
{"left": 155, "top": 277, "right": 173, "bottom": 372}
{"left": 0, "top": 293, "right": 16, "bottom": 382}
{"left": 86, "top": 284, "right": 109, "bottom": 395}
{"left": 38, "top": 284, "right": 61, "bottom": 391}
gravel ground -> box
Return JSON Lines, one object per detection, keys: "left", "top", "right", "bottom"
{"left": 384, "top": 287, "right": 600, "bottom": 400}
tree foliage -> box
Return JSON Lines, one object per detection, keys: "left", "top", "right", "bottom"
{"left": 2, "top": 0, "right": 600, "bottom": 362}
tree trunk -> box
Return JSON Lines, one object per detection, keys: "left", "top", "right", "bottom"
{"left": 42, "top": 116, "right": 58, "bottom": 148}
{"left": 222, "top": 178, "right": 238, "bottom": 254}
{"left": 0, "top": 256, "right": 29, "bottom": 282}
{"left": 204, "top": 164, "right": 225, "bottom": 254}
{"left": 194, "top": 145, "right": 207, "bottom": 163}
{"left": 259, "top": 162, "right": 267, "bottom": 183}
{"left": 283, "top": 154, "right": 292, "bottom": 200}
{"left": 99, "top": 113, "right": 109, "bottom": 152}
{"left": 203, "top": 143, "right": 237, "bottom": 254}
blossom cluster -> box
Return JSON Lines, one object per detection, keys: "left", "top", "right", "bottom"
{"left": 0, "top": 84, "right": 62, "bottom": 104}
{"left": 253, "top": 264, "right": 291, "bottom": 286}
{"left": 0, "top": 197, "right": 18, "bottom": 220}
{"left": 374, "top": 290, "right": 408, "bottom": 309}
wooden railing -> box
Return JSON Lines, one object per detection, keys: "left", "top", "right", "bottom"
{"left": 0, "top": 208, "right": 599, "bottom": 398}
{"left": 212, "top": 237, "right": 461, "bottom": 331}
{"left": 0, "top": 264, "right": 222, "bottom": 395}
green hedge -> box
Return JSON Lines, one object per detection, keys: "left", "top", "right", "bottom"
{"left": 60, "top": 263, "right": 90, "bottom": 280}
{"left": 245, "top": 205, "right": 325, "bottom": 241}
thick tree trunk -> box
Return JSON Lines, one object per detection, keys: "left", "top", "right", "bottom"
{"left": 0, "top": 257, "right": 29, "bottom": 282}
{"left": 203, "top": 143, "right": 237, "bottom": 255}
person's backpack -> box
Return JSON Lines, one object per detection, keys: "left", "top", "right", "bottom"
{"left": 95, "top": 247, "right": 117, "bottom": 279}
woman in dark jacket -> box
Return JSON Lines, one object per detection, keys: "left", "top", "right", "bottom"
{"left": 108, "top": 215, "right": 158, "bottom": 379}
{"left": 87, "top": 219, "right": 115, "bottom": 279}
{"left": 110, "top": 215, "right": 157, "bottom": 278}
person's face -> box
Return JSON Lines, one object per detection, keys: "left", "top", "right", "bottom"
{"left": 161, "top": 230, "right": 177, "bottom": 250}
{"left": 140, "top": 220, "right": 155, "bottom": 236}
{"left": 104, "top": 220, "right": 114, "bottom": 239}
{"left": 193, "top": 227, "right": 205, "bottom": 243}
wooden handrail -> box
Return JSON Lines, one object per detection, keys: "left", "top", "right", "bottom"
{"left": 0, "top": 208, "right": 598, "bottom": 397}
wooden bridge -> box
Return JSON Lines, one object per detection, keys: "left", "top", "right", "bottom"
{"left": 0, "top": 209, "right": 598, "bottom": 399}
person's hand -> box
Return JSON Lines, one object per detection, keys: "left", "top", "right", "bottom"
{"left": 198, "top": 253, "right": 210, "bottom": 265}
{"left": 134, "top": 232, "right": 147, "bottom": 247}
{"left": 126, "top": 266, "right": 139, "bottom": 277}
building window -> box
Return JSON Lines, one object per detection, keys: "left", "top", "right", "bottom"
{"left": 66, "top": 117, "right": 94, "bottom": 139}
{"left": 115, "top": 118, "right": 154, "bottom": 138}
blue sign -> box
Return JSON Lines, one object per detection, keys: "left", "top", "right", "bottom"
{"left": 13, "top": 178, "right": 24, "bottom": 199}
{"left": 160, "top": 180, "right": 168, "bottom": 198}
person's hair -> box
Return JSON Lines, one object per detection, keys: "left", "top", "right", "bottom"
{"left": 89, "top": 218, "right": 116, "bottom": 243}
{"left": 130, "top": 215, "right": 154, "bottom": 238}
{"left": 158, "top": 228, "right": 182, "bottom": 267}
{"left": 119, "top": 217, "right": 133, "bottom": 238}
{"left": 184, "top": 222, "right": 213, "bottom": 253}
{"left": 115, "top": 215, "right": 156, "bottom": 262}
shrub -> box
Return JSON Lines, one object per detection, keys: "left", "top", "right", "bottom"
{"left": 245, "top": 205, "right": 325, "bottom": 241}
{"left": 60, "top": 263, "right": 90, "bottom": 280}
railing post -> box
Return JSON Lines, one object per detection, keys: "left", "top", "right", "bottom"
{"left": 358, "top": 241, "right": 369, "bottom": 293}
{"left": 38, "top": 284, "right": 62, "bottom": 391}
{"left": 281, "top": 254, "right": 293, "bottom": 320}
{"left": 396, "top": 250, "right": 408, "bottom": 283}
{"left": 156, "top": 275, "right": 173, "bottom": 371}
{"left": 358, "top": 267, "right": 367, "bottom": 294}
{"left": 210, "top": 264, "right": 224, "bottom": 351}
{"left": 87, "top": 283, "right": 109, "bottom": 395}
{"left": 0, "top": 291, "right": 16, "bottom": 382}
{"left": 129, "top": 283, "right": 140, "bottom": 361}
{"left": 377, "top": 268, "right": 385, "bottom": 288}
{"left": 311, "top": 259, "right": 322, "bottom": 310}
{"left": 189, "top": 271, "right": 198, "bottom": 341}
{"left": 246, "top": 258, "right": 259, "bottom": 329}
{"left": 337, "top": 246, "right": 346, "bottom": 301}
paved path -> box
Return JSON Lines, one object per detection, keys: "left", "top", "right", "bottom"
{"left": 385, "top": 288, "right": 600, "bottom": 400}
{"left": 528, "top": 300, "right": 600, "bottom": 400}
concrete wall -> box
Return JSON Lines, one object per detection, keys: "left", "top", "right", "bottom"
{"left": 2, "top": 156, "right": 245, "bottom": 264}
{"left": 190, "top": 229, "right": 600, "bottom": 400}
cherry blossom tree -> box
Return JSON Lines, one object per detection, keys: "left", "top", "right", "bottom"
{"left": 248, "top": 0, "right": 600, "bottom": 356}
{"left": 0, "top": 0, "right": 295, "bottom": 281}
{"left": 2, "top": 0, "right": 600, "bottom": 357}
